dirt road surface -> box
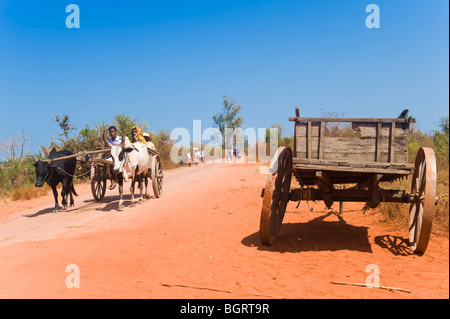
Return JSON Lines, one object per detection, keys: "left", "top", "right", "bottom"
{"left": 0, "top": 162, "right": 448, "bottom": 299}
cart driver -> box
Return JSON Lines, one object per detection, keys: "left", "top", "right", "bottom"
{"left": 108, "top": 126, "right": 122, "bottom": 146}
{"left": 107, "top": 126, "right": 121, "bottom": 189}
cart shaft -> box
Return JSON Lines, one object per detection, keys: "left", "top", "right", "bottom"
{"left": 48, "top": 149, "right": 111, "bottom": 164}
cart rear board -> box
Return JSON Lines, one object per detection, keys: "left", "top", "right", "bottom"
{"left": 260, "top": 108, "right": 437, "bottom": 255}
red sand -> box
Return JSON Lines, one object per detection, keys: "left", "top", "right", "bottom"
{"left": 0, "top": 162, "right": 448, "bottom": 298}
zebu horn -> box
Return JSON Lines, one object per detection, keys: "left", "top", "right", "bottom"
{"left": 117, "top": 129, "right": 125, "bottom": 148}
{"left": 102, "top": 130, "right": 113, "bottom": 148}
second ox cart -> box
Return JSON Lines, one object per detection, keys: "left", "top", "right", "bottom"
{"left": 260, "top": 108, "right": 438, "bottom": 254}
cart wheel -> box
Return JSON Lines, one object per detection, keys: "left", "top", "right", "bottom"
{"left": 91, "top": 165, "right": 107, "bottom": 201}
{"left": 409, "top": 147, "right": 437, "bottom": 254}
{"left": 151, "top": 155, "right": 164, "bottom": 198}
{"left": 260, "top": 147, "right": 293, "bottom": 245}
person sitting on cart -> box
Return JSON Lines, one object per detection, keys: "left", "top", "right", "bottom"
{"left": 106, "top": 126, "right": 122, "bottom": 189}
{"left": 131, "top": 126, "right": 146, "bottom": 144}
{"left": 143, "top": 132, "right": 156, "bottom": 151}
{"left": 108, "top": 126, "right": 122, "bottom": 146}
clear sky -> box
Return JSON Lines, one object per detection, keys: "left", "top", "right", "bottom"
{"left": 0, "top": 0, "right": 448, "bottom": 155}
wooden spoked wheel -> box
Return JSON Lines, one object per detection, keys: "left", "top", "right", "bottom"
{"left": 91, "top": 164, "right": 107, "bottom": 201}
{"left": 260, "top": 147, "right": 293, "bottom": 245}
{"left": 409, "top": 147, "right": 437, "bottom": 254}
{"left": 151, "top": 155, "right": 164, "bottom": 198}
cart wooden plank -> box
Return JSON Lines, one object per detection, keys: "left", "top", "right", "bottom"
{"left": 293, "top": 158, "right": 413, "bottom": 174}
{"left": 289, "top": 116, "right": 416, "bottom": 124}
{"left": 292, "top": 116, "right": 412, "bottom": 164}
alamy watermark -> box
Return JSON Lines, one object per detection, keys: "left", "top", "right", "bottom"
{"left": 365, "top": 264, "right": 380, "bottom": 288}
{"left": 365, "top": 4, "right": 380, "bottom": 29}
{"left": 66, "top": 264, "right": 80, "bottom": 288}
{"left": 64, "top": 4, "right": 380, "bottom": 30}
{"left": 65, "top": 4, "right": 80, "bottom": 29}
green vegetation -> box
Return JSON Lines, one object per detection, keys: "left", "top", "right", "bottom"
{"left": 0, "top": 156, "right": 47, "bottom": 200}
{"left": 263, "top": 123, "right": 293, "bottom": 150}
{"left": 212, "top": 95, "right": 244, "bottom": 140}
{"left": 378, "top": 116, "right": 449, "bottom": 234}
{"left": 0, "top": 112, "right": 180, "bottom": 201}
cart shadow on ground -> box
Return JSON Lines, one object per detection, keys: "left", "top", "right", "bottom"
{"left": 241, "top": 212, "right": 373, "bottom": 254}
{"left": 23, "top": 202, "right": 100, "bottom": 218}
{"left": 83, "top": 194, "right": 145, "bottom": 212}
{"left": 24, "top": 194, "right": 140, "bottom": 218}
{"left": 373, "top": 234, "right": 412, "bottom": 256}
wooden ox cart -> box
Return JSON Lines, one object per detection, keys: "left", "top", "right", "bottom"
{"left": 49, "top": 148, "right": 164, "bottom": 202}
{"left": 260, "top": 108, "right": 437, "bottom": 254}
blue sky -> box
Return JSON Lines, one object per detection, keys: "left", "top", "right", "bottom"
{"left": 0, "top": 0, "right": 448, "bottom": 155}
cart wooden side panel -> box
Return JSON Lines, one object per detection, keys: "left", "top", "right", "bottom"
{"left": 290, "top": 116, "right": 415, "bottom": 165}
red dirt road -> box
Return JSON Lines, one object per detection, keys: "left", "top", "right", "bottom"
{"left": 0, "top": 162, "right": 448, "bottom": 299}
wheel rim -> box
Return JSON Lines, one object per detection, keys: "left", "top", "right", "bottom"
{"left": 260, "top": 147, "right": 292, "bottom": 245}
{"left": 409, "top": 147, "right": 437, "bottom": 254}
{"left": 152, "top": 156, "right": 163, "bottom": 198}
{"left": 91, "top": 166, "right": 107, "bottom": 201}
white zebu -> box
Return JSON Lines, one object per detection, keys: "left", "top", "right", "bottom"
{"left": 102, "top": 131, "right": 150, "bottom": 210}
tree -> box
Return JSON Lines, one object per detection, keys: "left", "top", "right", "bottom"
{"left": 212, "top": 95, "right": 243, "bottom": 136}
{"left": 265, "top": 123, "right": 283, "bottom": 145}
{"left": 54, "top": 114, "right": 76, "bottom": 139}
{"left": 63, "top": 122, "right": 108, "bottom": 153}
{"left": 262, "top": 123, "right": 293, "bottom": 154}
{"left": 438, "top": 116, "right": 449, "bottom": 135}
{"left": 433, "top": 116, "right": 449, "bottom": 165}
{"left": 212, "top": 95, "right": 244, "bottom": 148}
{"left": 0, "top": 130, "right": 31, "bottom": 163}
{"left": 112, "top": 112, "right": 148, "bottom": 142}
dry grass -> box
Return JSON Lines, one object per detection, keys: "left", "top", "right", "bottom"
{"left": 7, "top": 184, "right": 50, "bottom": 201}
{"left": 434, "top": 169, "right": 449, "bottom": 234}
{"left": 378, "top": 171, "right": 449, "bottom": 235}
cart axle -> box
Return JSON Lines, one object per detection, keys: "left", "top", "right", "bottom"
{"left": 288, "top": 188, "right": 416, "bottom": 204}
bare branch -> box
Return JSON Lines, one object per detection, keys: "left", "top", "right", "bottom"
{"left": 0, "top": 130, "right": 31, "bottom": 162}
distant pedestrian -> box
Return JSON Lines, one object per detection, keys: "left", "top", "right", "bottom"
{"left": 201, "top": 150, "right": 206, "bottom": 163}
{"left": 187, "top": 152, "right": 192, "bottom": 167}
{"left": 193, "top": 148, "right": 200, "bottom": 167}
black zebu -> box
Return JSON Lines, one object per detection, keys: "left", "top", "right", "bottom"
{"left": 33, "top": 148, "right": 78, "bottom": 213}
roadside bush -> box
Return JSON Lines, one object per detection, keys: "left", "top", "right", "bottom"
{"left": 149, "top": 130, "right": 182, "bottom": 170}
{"left": 0, "top": 157, "right": 49, "bottom": 200}
{"left": 378, "top": 122, "right": 449, "bottom": 234}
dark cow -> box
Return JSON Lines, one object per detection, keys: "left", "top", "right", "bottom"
{"left": 33, "top": 148, "right": 78, "bottom": 213}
